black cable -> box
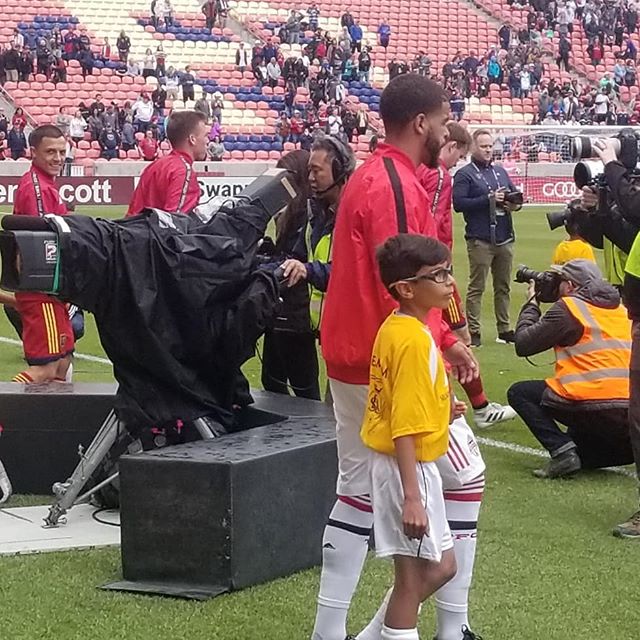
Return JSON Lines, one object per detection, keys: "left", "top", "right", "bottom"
{"left": 92, "top": 507, "right": 120, "bottom": 527}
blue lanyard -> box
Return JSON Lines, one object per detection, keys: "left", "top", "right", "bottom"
{"left": 471, "top": 162, "right": 502, "bottom": 191}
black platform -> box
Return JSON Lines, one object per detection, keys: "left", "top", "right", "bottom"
{"left": 0, "top": 382, "right": 117, "bottom": 494}
{"left": 109, "top": 405, "right": 337, "bottom": 599}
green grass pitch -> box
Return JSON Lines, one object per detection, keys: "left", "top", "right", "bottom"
{"left": 0, "top": 205, "right": 638, "bottom": 640}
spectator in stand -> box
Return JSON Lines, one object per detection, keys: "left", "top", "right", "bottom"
{"left": 263, "top": 38, "right": 278, "bottom": 63}
{"left": 12, "top": 28, "right": 24, "bottom": 50}
{"left": 349, "top": 20, "right": 363, "bottom": 53}
{"left": 255, "top": 59, "right": 268, "bottom": 86}
{"left": 338, "top": 26, "right": 352, "bottom": 52}
{"left": 588, "top": 38, "right": 604, "bottom": 67}
{"left": 614, "top": 55, "right": 627, "bottom": 85}
{"left": 163, "top": 0, "right": 174, "bottom": 27}
{"left": 121, "top": 117, "right": 136, "bottom": 151}
{"left": 341, "top": 9, "right": 354, "bottom": 28}
{"left": 152, "top": 83, "right": 167, "bottom": 115}
{"left": 358, "top": 46, "right": 372, "bottom": 83}
{"left": 0, "top": 46, "right": 6, "bottom": 86}
{"left": 520, "top": 65, "right": 532, "bottom": 97}
{"left": 308, "top": 3, "right": 320, "bottom": 31}
{"left": 99, "top": 124, "right": 120, "bottom": 160}
{"left": 355, "top": 104, "right": 368, "bottom": 135}
{"left": 18, "top": 49, "right": 33, "bottom": 82}
{"left": 558, "top": 34, "right": 572, "bottom": 71}
{"left": 103, "top": 104, "right": 119, "bottom": 131}
{"left": 8, "top": 124, "right": 27, "bottom": 160}
{"left": 211, "top": 91, "right": 224, "bottom": 124}
{"left": 498, "top": 23, "right": 512, "bottom": 50}
{"left": 165, "top": 66, "right": 179, "bottom": 99}
{"left": 90, "top": 94, "right": 105, "bottom": 116}
{"left": 133, "top": 93, "right": 154, "bottom": 132}
{"left": 594, "top": 87, "right": 610, "bottom": 123}
{"left": 63, "top": 133, "right": 74, "bottom": 176}
{"left": 0, "top": 132, "right": 6, "bottom": 160}
{"left": 377, "top": 20, "right": 391, "bottom": 50}
{"left": 290, "top": 111, "right": 305, "bottom": 145}
{"left": 126, "top": 57, "right": 140, "bottom": 76}
{"left": 4, "top": 46, "right": 19, "bottom": 83}
{"left": 625, "top": 59, "right": 637, "bottom": 87}
{"left": 142, "top": 48, "right": 156, "bottom": 79}
{"left": 69, "top": 109, "right": 87, "bottom": 144}
{"left": 117, "top": 31, "right": 131, "bottom": 63}
{"left": 88, "top": 109, "right": 104, "bottom": 142}
{"left": 326, "top": 107, "right": 342, "bottom": 135}
{"left": 623, "top": 37, "right": 637, "bottom": 61}
{"left": 101, "top": 37, "right": 111, "bottom": 62}
{"left": 138, "top": 129, "right": 159, "bottom": 161}
{"left": 207, "top": 135, "right": 225, "bottom": 161}
{"left": 78, "top": 46, "right": 94, "bottom": 78}
{"left": 194, "top": 91, "right": 211, "bottom": 119}
{"left": 12, "top": 108, "right": 27, "bottom": 131}
{"left": 153, "top": 0, "right": 164, "bottom": 30}
{"left": 450, "top": 89, "right": 466, "bottom": 121}
{"left": 0, "top": 110, "right": 8, "bottom": 137}
{"left": 52, "top": 56, "right": 66, "bottom": 84}
{"left": 208, "top": 116, "right": 222, "bottom": 141}
{"left": 155, "top": 46, "right": 166, "bottom": 78}
{"left": 236, "top": 42, "right": 250, "bottom": 72}
{"left": 202, "top": 0, "right": 216, "bottom": 30}
{"left": 180, "top": 66, "right": 196, "bottom": 104}
{"left": 55, "top": 106, "right": 71, "bottom": 136}
{"left": 286, "top": 10, "right": 302, "bottom": 44}
{"left": 267, "top": 57, "right": 282, "bottom": 88}
{"left": 276, "top": 113, "right": 291, "bottom": 144}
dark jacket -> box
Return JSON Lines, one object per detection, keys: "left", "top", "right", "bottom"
{"left": 452, "top": 160, "right": 517, "bottom": 245}
{"left": 515, "top": 280, "right": 628, "bottom": 411}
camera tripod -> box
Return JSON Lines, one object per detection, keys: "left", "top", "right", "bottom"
{"left": 42, "top": 409, "right": 225, "bottom": 528}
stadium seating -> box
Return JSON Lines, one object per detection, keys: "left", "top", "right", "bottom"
{"left": 1, "top": 0, "right": 590, "bottom": 168}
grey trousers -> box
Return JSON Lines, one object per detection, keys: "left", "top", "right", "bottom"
{"left": 465, "top": 238, "right": 514, "bottom": 335}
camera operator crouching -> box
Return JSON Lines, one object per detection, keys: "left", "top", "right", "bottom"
{"left": 507, "top": 260, "right": 634, "bottom": 480}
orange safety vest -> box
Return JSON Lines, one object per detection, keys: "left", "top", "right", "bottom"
{"left": 546, "top": 296, "right": 631, "bottom": 402}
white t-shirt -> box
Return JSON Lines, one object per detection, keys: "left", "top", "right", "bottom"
{"left": 595, "top": 93, "right": 609, "bottom": 114}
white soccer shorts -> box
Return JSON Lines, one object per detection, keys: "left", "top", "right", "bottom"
{"left": 436, "top": 415, "right": 486, "bottom": 490}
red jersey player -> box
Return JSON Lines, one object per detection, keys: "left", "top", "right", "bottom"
{"left": 418, "top": 121, "right": 516, "bottom": 429}
{"left": 126, "top": 110, "right": 209, "bottom": 217}
{"left": 11, "top": 125, "right": 74, "bottom": 384}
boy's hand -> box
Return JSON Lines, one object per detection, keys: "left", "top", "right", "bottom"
{"left": 443, "top": 341, "right": 479, "bottom": 384}
{"left": 451, "top": 398, "right": 467, "bottom": 422}
{"left": 402, "top": 496, "right": 429, "bottom": 539}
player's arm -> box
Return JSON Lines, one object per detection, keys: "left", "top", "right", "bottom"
{"left": 0, "top": 291, "right": 16, "bottom": 307}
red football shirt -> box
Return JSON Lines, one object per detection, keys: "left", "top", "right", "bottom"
{"left": 127, "top": 149, "right": 200, "bottom": 216}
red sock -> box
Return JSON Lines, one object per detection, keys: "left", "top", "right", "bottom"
{"left": 462, "top": 376, "right": 488, "bottom": 409}
{"left": 12, "top": 371, "right": 34, "bottom": 384}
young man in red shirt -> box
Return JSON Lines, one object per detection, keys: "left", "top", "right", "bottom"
{"left": 312, "top": 75, "right": 480, "bottom": 640}
{"left": 127, "top": 110, "right": 208, "bottom": 216}
{"left": 11, "top": 125, "right": 74, "bottom": 384}
{"left": 138, "top": 129, "right": 159, "bottom": 162}
{"left": 418, "top": 121, "right": 516, "bottom": 430}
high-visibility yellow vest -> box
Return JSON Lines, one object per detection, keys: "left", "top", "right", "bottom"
{"left": 603, "top": 238, "right": 627, "bottom": 286}
{"left": 546, "top": 296, "right": 631, "bottom": 401}
{"left": 306, "top": 226, "right": 332, "bottom": 332}
{"left": 625, "top": 231, "right": 640, "bottom": 279}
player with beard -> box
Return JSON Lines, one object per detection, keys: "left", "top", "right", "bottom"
{"left": 311, "top": 75, "right": 479, "bottom": 640}
{"left": 126, "top": 110, "right": 209, "bottom": 216}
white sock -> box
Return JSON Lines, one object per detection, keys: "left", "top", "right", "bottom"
{"left": 311, "top": 496, "right": 373, "bottom": 640}
{"left": 381, "top": 625, "right": 419, "bottom": 640}
{"left": 64, "top": 361, "right": 73, "bottom": 383}
{"left": 435, "top": 476, "right": 485, "bottom": 640}
{"left": 356, "top": 587, "right": 392, "bottom": 640}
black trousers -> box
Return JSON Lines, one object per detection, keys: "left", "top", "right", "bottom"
{"left": 261, "top": 329, "right": 320, "bottom": 400}
{"left": 508, "top": 380, "right": 634, "bottom": 469}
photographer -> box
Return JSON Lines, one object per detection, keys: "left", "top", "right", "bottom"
{"left": 453, "top": 129, "right": 522, "bottom": 346}
{"left": 507, "top": 260, "right": 633, "bottom": 479}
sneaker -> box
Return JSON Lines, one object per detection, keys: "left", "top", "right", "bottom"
{"left": 533, "top": 448, "right": 581, "bottom": 478}
{"left": 462, "top": 626, "right": 485, "bottom": 640}
{"left": 612, "top": 510, "right": 640, "bottom": 538}
{"left": 473, "top": 401, "right": 517, "bottom": 428}
{"left": 496, "top": 330, "right": 515, "bottom": 344}
{"left": 470, "top": 332, "right": 482, "bottom": 347}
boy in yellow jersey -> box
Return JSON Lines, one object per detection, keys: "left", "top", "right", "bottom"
{"left": 551, "top": 216, "right": 596, "bottom": 266}
{"left": 361, "top": 234, "right": 458, "bottom": 640}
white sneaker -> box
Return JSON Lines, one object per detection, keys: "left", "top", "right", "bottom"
{"left": 473, "top": 401, "right": 517, "bottom": 428}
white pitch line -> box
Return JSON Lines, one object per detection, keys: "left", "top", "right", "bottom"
{"left": 0, "top": 336, "right": 111, "bottom": 365}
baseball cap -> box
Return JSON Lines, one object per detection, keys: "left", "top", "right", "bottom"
{"left": 551, "top": 259, "right": 603, "bottom": 287}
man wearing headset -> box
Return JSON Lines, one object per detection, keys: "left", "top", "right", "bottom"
{"left": 281, "top": 136, "right": 356, "bottom": 331}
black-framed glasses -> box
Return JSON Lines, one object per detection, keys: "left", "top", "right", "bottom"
{"left": 402, "top": 266, "right": 454, "bottom": 285}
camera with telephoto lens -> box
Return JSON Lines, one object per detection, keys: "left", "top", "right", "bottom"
{"left": 546, "top": 198, "right": 583, "bottom": 231}
{"left": 503, "top": 190, "right": 524, "bottom": 206}
{"left": 514, "top": 265, "right": 562, "bottom": 303}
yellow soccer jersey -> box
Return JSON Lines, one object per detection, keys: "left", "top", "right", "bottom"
{"left": 361, "top": 313, "right": 450, "bottom": 462}
{"left": 552, "top": 239, "right": 596, "bottom": 265}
